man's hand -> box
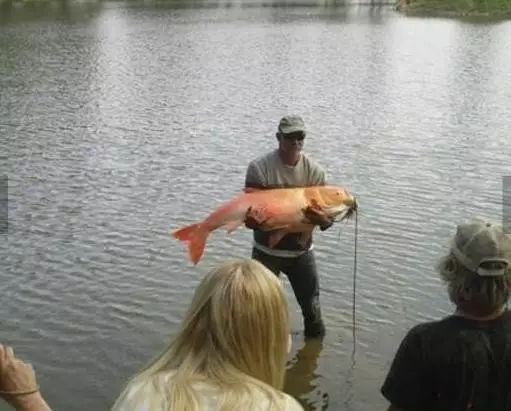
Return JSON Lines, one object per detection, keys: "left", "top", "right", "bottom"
{"left": 303, "top": 206, "right": 334, "bottom": 231}
{"left": 244, "top": 206, "right": 267, "bottom": 230}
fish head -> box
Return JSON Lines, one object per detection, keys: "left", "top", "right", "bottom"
{"left": 318, "top": 186, "right": 358, "bottom": 218}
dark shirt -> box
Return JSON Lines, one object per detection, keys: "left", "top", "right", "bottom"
{"left": 381, "top": 311, "right": 511, "bottom": 411}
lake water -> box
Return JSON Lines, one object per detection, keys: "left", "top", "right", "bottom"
{"left": 1, "top": 2, "right": 510, "bottom": 410}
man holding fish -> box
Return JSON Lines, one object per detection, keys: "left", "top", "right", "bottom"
{"left": 244, "top": 115, "right": 336, "bottom": 339}
{"left": 172, "top": 115, "right": 357, "bottom": 338}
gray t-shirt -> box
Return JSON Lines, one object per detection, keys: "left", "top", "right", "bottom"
{"left": 245, "top": 149, "right": 327, "bottom": 255}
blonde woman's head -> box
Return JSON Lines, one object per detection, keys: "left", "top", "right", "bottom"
{"left": 128, "top": 258, "right": 289, "bottom": 386}
{"left": 112, "top": 259, "right": 292, "bottom": 411}
{"left": 170, "top": 258, "right": 290, "bottom": 387}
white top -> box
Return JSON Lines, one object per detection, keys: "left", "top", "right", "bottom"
{"left": 114, "top": 376, "right": 304, "bottom": 411}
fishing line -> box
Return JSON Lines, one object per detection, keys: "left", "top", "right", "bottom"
{"left": 352, "top": 209, "right": 359, "bottom": 348}
{"left": 336, "top": 205, "right": 359, "bottom": 353}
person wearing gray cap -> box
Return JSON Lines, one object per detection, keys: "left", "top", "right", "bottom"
{"left": 244, "top": 115, "right": 333, "bottom": 339}
{"left": 381, "top": 221, "right": 511, "bottom": 411}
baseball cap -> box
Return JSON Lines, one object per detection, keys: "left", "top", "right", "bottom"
{"left": 451, "top": 221, "right": 511, "bottom": 277}
{"left": 278, "top": 115, "right": 306, "bottom": 134}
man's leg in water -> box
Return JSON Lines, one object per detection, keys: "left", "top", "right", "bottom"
{"left": 283, "top": 250, "right": 325, "bottom": 338}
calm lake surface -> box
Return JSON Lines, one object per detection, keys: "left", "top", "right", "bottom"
{"left": 1, "top": 2, "right": 510, "bottom": 410}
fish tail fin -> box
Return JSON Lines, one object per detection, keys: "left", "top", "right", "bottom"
{"left": 172, "top": 223, "right": 210, "bottom": 265}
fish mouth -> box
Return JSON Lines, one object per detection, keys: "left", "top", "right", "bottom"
{"left": 328, "top": 197, "right": 358, "bottom": 222}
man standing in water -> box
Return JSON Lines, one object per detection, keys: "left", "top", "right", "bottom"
{"left": 244, "top": 115, "right": 333, "bottom": 338}
{"left": 382, "top": 220, "right": 511, "bottom": 411}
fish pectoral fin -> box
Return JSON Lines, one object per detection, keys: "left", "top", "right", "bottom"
{"left": 260, "top": 221, "right": 291, "bottom": 232}
{"left": 268, "top": 229, "right": 288, "bottom": 248}
{"left": 224, "top": 220, "right": 243, "bottom": 233}
{"left": 259, "top": 216, "right": 285, "bottom": 229}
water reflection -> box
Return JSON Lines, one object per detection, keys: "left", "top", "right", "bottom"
{"left": 0, "top": 0, "right": 102, "bottom": 24}
{"left": 285, "top": 339, "right": 328, "bottom": 411}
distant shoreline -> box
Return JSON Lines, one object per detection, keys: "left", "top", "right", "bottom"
{"left": 396, "top": 0, "right": 511, "bottom": 19}
{"left": 2, "top": 0, "right": 511, "bottom": 18}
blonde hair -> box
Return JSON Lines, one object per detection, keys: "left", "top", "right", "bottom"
{"left": 112, "top": 259, "right": 291, "bottom": 411}
{"left": 437, "top": 253, "right": 511, "bottom": 316}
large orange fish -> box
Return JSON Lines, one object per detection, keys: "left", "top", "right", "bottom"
{"left": 172, "top": 186, "right": 357, "bottom": 264}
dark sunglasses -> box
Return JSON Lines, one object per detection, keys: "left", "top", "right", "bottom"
{"left": 282, "top": 132, "right": 305, "bottom": 141}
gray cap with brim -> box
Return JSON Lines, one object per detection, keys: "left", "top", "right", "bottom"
{"left": 278, "top": 115, "right": 306, "bottom": 134}
{"left": 451, "top": 221, "right": 511, "bottom": 276}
